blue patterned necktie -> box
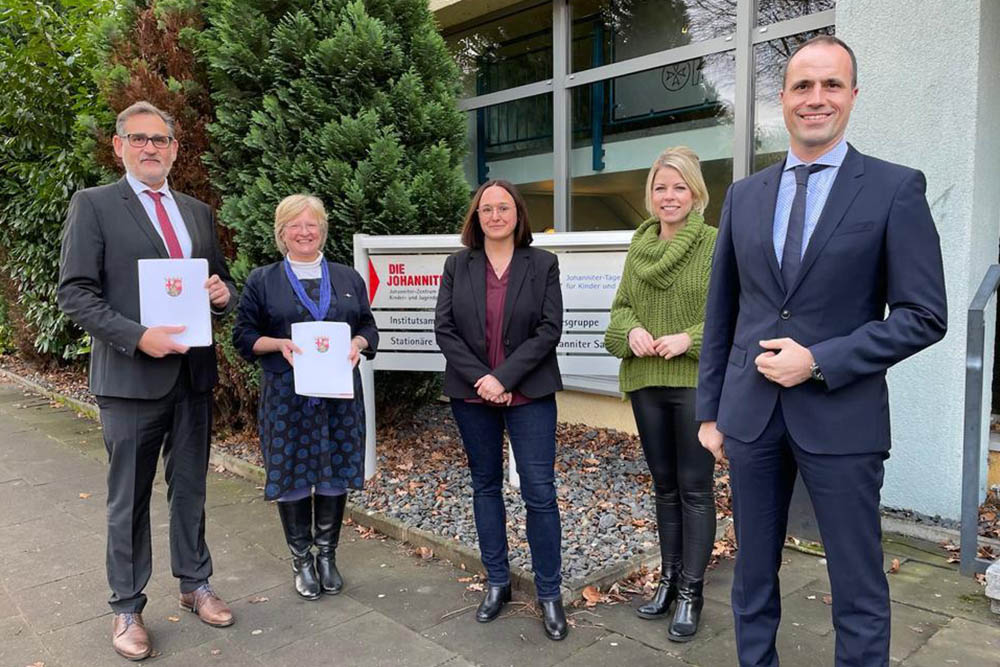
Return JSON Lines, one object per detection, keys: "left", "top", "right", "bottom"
{"left": 781, "top": 163, "right": 829, "bottom": 289}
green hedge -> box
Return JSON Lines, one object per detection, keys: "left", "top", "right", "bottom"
{"left": 0, "top": 0, "right": 115, "bottom": 360}
{"left": 0, "top": 0, "right": 471, "bottom": 426}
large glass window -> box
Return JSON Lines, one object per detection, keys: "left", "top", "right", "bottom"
{"left": 757, "top": 0, "right": 835, "bottom": 27}
{"left": 571, "top": 0, "right": 735, "bottom": 73}
{"left": 463, "top": 93, "right": 555, "bottom": 231}
{"left": 446, "top": 0, "right": 836, "bottom": 231}
{"left": 445, "top": 2, "right": 553, "bottom": 98}
{"left": 752, "top": 28, "right": 835, "bottom": 172}
{"left": 569, "top": 51, "right": 735, "bottom": 230}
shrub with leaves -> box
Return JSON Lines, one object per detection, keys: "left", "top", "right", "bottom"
{"left": 0, "top": 0, "right": 115, "bottom": 361}
{"left": 202, "top": 0, "right": 470, "bottom": 420}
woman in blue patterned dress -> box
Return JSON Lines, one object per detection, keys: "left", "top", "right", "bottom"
{"left": 233, "top": 194, "right": 378, "bottom": 600}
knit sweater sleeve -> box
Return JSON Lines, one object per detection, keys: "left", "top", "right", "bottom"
{"left": 682, "top": 227, "right": 717, "bottom": 361}
{"left": 683, "top": 321, "right": 704, "bottom": 360}
{"left": 604, "top": 256, "right": 642, "bottom": 359}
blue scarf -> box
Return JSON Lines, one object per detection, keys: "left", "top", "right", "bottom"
{"left": 283, "top": 257, "right": 331, "bottom": 321}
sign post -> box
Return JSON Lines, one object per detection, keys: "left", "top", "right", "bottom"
{"left": 354, "top": 230, "right": 635, "bottom": 481}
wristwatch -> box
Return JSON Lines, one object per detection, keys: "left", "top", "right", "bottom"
{"left": 810, "top": 362, "right": 825, "bottom": 383}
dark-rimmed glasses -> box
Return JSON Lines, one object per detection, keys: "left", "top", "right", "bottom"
{"left": 120, "top": 133, "right": 174, "bottom": 149}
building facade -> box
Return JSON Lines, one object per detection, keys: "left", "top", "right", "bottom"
{"left": 429, "top": 0, "right": 1000, "bottom": 519}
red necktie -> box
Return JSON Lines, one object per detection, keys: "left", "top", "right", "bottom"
{"left": 144, "top": 190, "right": 184, "bottom": 259}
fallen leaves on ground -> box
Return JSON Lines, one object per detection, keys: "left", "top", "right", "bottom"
{"left": 417, "top": 546, "right": 434, "bottom": 560}
{"left": 166, "top": 615, "right": 180, "bottom": 622}
{"left": 888, "top": 558, "right": 901, "bottom": 574}
{"left": 581, "top": 585, "right": 603, "bottom": 604}
{"left": 938, "top": 540, "right": 999, "bottom": 565}
{"left": 78, "top": 492, "right": 91, "bottom": 499}
{"left": 355, "top": 525, "right": 380, "bottom": 540}
{"left": 248, "top": 596, "right": 269, "bottom": 604}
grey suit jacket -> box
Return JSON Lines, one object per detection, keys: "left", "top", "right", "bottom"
{"left": 58, "top": 178, "right": 237, "bottom": 399}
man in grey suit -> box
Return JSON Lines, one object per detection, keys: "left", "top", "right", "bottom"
{"left": 58, "top": 101, "right": 237, "bottom": 660}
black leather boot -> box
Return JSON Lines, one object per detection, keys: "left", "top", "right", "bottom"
{"left": 667, "top": 576, "right": 704, "bottom": 642}
{"left": 314, "top": 493, "right": 346, "bottom": 594}
{"left": 540, "top": 597, "right": 568, "bottom": 641}
{"left": 636, "top": 564, "right": 681, "bottom": 619}
{"left": 277, "top": 497, "right": 320, "bottom": 600}
{"left": 476, "top": 583, "right": 511, "bottom": 623}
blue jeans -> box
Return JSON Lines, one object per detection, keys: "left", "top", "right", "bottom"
{"left": 450, "top": 396, "right": 563, "bottom": 600}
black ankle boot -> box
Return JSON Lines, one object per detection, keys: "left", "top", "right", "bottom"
{"left": 540, "top": 597, "right": 568, "bottom": 641}
{"left": 667, "top": 576, "right": 704, "bottom": 642}
{"left": 277, "top": 497, "right": 320, "bottom": 600}
{"left": 476, "top": 583, "right": 511, "bottom": 623}
{"left": 636, "top": 565, "right": 681, "bottom": 619}
{"left": 314, "top": 493, "right": 346, "bottom": 594}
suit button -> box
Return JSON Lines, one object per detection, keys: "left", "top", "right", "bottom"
{"left": 780, "top": 310, "right": 790, "bottom": 320}
{"left": 504, "top": 338, "right": 510, "bottom": 346}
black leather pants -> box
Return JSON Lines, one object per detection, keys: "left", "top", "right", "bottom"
{"left": 630, "top": 386, "right": 716, "bottom": 581}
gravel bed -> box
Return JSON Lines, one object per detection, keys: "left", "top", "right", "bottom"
{"left": 355, "top": 402, "right": 733, "bottom": 583}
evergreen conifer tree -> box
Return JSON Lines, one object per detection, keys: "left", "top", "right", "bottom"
{"left": 202, "top": 0, "right": 468, "bottom": 278}
{"left": 202, "top": 0, "right": 470, "bottom": 420}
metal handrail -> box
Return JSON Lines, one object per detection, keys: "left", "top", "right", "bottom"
{"left": 961, "top": 264, "right": 1000, "bottom": 575}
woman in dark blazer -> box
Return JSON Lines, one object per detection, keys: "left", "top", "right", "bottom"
{"left": 434, "top": 179, "right": 567, "bottom": 640}
{"left": 232, "top": 194, "right": 377, "bottom": 600}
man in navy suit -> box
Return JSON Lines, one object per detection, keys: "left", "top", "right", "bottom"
{"left": 696, "top": 36, "right": 947, "bottom": 666}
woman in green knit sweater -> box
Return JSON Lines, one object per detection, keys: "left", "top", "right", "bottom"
{"left": 605, "top": 146, "right": 717, "bottom": 642}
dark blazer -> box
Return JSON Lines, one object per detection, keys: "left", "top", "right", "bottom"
{"left": 435, "top": 246, "right": 563, "bottom": 399}
{"left": 232, "top": 260, "right": 378, "bottom": 377}
{"left": 58, "top": 178, "right": 236, "bottom": 399}
{"left": 696, "top": 145, "right": 947, "bottom": 454}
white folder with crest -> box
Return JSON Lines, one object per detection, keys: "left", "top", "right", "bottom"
{"left": 290, "top": 321, "right": 354, "bottom": 399}
{"left": 137, "top": 258, "right": 212, "bottom": 347}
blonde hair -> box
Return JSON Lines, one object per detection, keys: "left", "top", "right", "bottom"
{"left": 274, "top": 194, "right": 329, "bottom": 256}
{"left": 644, "top": 146, "right": 709, "bottom": 217}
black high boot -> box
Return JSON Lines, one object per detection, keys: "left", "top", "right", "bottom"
{"left": 277, "top": 497, "right": 321, "bottom": 600}
{"left": 476, "top": 583, "right": 511, "bottom": 623}
{"left": 314, "top": 493, "right": 346, "bottom": 594}
{"left": 667, "top": 575, "right": 704, "bottom": 642}
{"left": 539, "top": 597, "right": 568, "bottom": 641}
{"left": 636, "top": 563, "right": 681, "bottom": 619}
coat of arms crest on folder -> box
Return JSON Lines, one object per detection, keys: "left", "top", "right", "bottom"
{"left": 315, "top": 336, "right": 330, "bottom": 353}
{"left": 165, "top": 277, "right": 182, "bottom": 297}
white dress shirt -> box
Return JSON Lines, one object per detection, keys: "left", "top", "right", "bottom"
{"left": 125, "top": 172, "right": 193, "bottom": 258}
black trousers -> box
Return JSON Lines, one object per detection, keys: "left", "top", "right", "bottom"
{"left": 630, "top": 386, "right": 716, "bottom": 581}
{"left": 96, "top": 361, "right": 214, "bottom": 613}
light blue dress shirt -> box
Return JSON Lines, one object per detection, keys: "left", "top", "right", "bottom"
{"left": 772, "top": 138, "right": 848, "bottom": 266}
{"left": 125, "top": 172, "right": 193, "bottom": 259}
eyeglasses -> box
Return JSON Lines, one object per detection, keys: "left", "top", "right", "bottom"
{"left": 121, "top": 133, "right": 174, "bottom": 149}
{"left": 478, "top": 204, "right": 514, "bottom": 217}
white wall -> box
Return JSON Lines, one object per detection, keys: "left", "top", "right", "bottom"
{"left": 838, "top": 0, "right": 1000, "bottom": 517}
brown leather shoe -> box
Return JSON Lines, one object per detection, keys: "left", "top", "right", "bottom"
{"left": 111, "top": 612, "right": 151, "bottom": 661}
{"left": 179, "top": 584, "right": 234, "bottom": 627}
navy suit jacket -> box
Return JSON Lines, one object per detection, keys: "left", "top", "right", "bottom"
{"left": 696, "top": 145, "right": 947, "bottom": 454}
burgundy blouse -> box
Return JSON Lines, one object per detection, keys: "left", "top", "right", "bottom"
{"left": 467, "top": 260, "right": 530, "bottom": 406}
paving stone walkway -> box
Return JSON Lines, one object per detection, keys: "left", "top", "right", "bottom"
{"left": 0, "top": 381, "right": 998, "bottom": 666}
